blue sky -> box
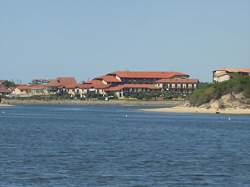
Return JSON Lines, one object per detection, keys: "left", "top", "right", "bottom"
{"left": 0, "top": 0, "right": 249, "bottom": 83}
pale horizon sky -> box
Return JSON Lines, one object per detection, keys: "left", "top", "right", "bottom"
{"left": 0, "top": 0, "right": 249, "bottom": 83}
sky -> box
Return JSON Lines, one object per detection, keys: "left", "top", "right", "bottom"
{"left": 0, "top": 0, "right": 249, "bottom": 83}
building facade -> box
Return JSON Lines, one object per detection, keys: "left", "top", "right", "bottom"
{"left": 213, "top": 68, "right": 250, "bottom": 82}
{"left": 105, "top": 84, "right": 160, "bottom": 99}
{"left": 156, "top": 78, "right": 199, "bottom": 96}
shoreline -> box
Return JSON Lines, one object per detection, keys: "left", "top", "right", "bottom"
{"left": 142, "top": 106, "right": 250, "bottom": 115}
{"left": 2, "top": 99, "right": 184, "bottom": 107}
{"left": 0, "top": 104, "right": 13, "bottom": 107}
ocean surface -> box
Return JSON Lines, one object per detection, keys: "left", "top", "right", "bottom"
{"left": 0, "top": 105, "right": 250, "bottom": 187}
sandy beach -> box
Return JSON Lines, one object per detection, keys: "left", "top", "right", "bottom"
{"left": 142, "top": 106, "right": 250, "bottom": 115}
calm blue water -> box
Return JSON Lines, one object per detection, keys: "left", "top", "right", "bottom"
{"left": 0, "top": 105, "right": 250, "bottom": 187}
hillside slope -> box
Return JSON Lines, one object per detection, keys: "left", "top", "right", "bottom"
{"left": 189, "top": 76, "right": 250, "bottom": 109}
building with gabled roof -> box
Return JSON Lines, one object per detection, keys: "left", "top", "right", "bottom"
{"left": 75, "top": 80, "right": 109, "bottom": 98}
{"left": 0, "top": 85, "right": 11, "bottom": 96}
{"left": 48, "top": 77, "right": 77, "bottom": 89}
{"left": 213, "top": 68, "right": 250, "bottom": 82}
{"left": 11, "top": 84, "right": 49, "bottom": 97}
{"left": 47, "top": 77, "right": 77, "bottom": 97}
{"left": 109, "top": 71, "right": 188, "bottom": 78}
{"left": 94, "top": 75, "right": 121, "bottom": 86}
{"left": 79, "top": 70, "right": 198, "bottom": 99}
{"left": 108, "top": 71, "right": 188, "bottom": 83}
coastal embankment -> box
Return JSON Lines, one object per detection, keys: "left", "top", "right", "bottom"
{"left": 0, "top": 103, "right": 12, "bottom": 107}
{"left": 2, "top": 98, "right": 184, "bottom": 107}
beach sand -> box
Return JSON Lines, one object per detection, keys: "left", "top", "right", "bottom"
{"left": 142, "top": 106, "right": 250, "bottom": 115}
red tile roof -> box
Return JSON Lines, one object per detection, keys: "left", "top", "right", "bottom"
{"left": 95, "top": 75, "right": 121, "bottom": 83}
{"left": 16, "top": 84, "right": 48, "bottom": 91}
{"left": 77, "top": 80, "right": 109, "bottom": 90}
{"left": 77, "top": 83, "right": 93, "bottom": 89}
{"left": 0, "top": 86, "right": 11, "bottom": 93}
{"left": 47, "top": 79, "right": 61, "bottom": 87}
{"left": 29, "top": 85, "right": 48, "bottom": 90}
{"left": 16, "top": 84, "right": 31, "bottom": 90}
{"left": 48, "top": 77, "right": 77, "bottom": 89}
{"left": 215, "top": 68, "right": 250, "bottom": 73}
{"left": 156, "top": 78, "right": 199, "bottom": 84}
{"left": 109, "top": 71, "right": 188, "bottom": 79}
{"left": 105, "top": 84, "right": 160, "bottom": 92}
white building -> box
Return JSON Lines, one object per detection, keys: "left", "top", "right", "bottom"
{"left": 213, "top": 68, "right": 250, "bottom": 82}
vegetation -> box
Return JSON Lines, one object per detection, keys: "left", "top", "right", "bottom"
{"left": 189, "top": 75, "right": 250, "bottom": 106}
{"left": 2, "top": 81, "right": 16, "bottom": 88}
{"left": 126, "top": 91, "right": 161, "bottom": 100}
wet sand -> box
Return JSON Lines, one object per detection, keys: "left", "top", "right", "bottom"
{"left": 142, "top": 106, "right": 250, "bottom": 115}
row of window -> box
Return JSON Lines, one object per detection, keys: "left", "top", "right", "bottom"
{"left": 163, "top": 83, "right": 197, "bottom": 89}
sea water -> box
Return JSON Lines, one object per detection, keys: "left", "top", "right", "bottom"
{"left": 0, "top": 105, "right": 250, "bottom": 187}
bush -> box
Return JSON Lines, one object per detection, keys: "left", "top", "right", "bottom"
{"left": 130, "top": 91, "right": 161, "bottom": 100}
{"left": 243, "top": 84, "right": 250, "bottom": 98}
{"left": 189, "top": 76, "right": 250, "bottom": 106}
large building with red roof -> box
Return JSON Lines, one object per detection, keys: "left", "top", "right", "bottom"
{"left": 77, "top": 71, "right": 199, "bottom": 99}
{"left": 107, "top": 71, "right": 189, "bottom": 84}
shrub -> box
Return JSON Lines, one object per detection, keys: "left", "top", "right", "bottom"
{"left": 189, "top": 76, "right": 250, "bottom": 106}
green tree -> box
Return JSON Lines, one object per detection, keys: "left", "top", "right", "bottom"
{"left": 3, "top": 81, "right": 16, "bottom": 88}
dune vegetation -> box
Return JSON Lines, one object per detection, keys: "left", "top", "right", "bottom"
{"left": 189, "top": 75, "right": 250, "bottom": 107}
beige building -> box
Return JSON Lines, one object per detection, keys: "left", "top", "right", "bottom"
{"left": 12, "top": 85, "right": 49, "bottom": 97}
{"left": 213, "top": 68, "right": 250, "bottom": 82}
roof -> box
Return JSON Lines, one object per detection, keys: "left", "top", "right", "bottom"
{"left": 215, "top": 68, "right": 250, "bottom": 73}
{"left": 85, "top": 80, "right": 109, "bottom": 89}
{"left": 15, "top": 84, "right": 48, "bottom": 91}
{"left": 0, "top": 80, "right": 7, "bottom": 85}
{"left": 16, "top": 84, "right": 31, "bottom": 90}
{"left": 0, "top": 86, "right": 11, "bottom": 93}
{"left": 156, "top": 78, "right": 199, "bottom": 84}
{"left": 95, "top": 75, "right": 121, "bottom": 83}
{"left": 48, "top": 77, "right": 77, "bottom": 89}
{"left": 77, "top": 80, "right": 108, "bottom": 89}
{"left": 109, "top": 71, "right": 188, "bottom": 79}
{"left": 77, "top": 83, "right": 93, "bottom": 89}
{"left": 105, "top": 84, "right": 160, "bottom": 92}
{"left": 29, "top": 85, "right": 48, "bottom": 90}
